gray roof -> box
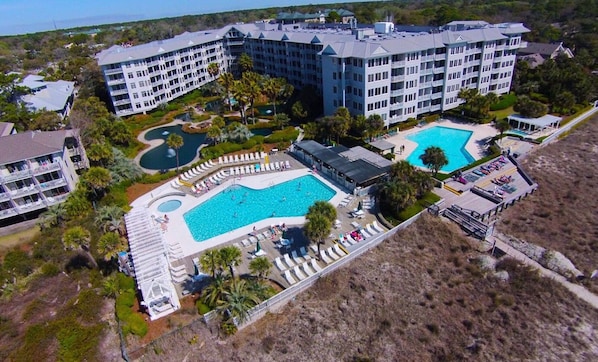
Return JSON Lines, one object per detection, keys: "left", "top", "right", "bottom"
{"left": 0, "top": 130, "right": 71, "bottom": 164}
{"left": 97, "top": 24, "right": 271, "bottom": 66}
{"left": 369, "top": 139, "right": 396, "bottom": 151}
{"left": 19, "top": 75, "right": 74, "bottom": 112}
{"left": 294, "top": 141, "right": 390, "bottom": 184}
{"left": 518, "top": 42, "right": 562, "bottom": 56}
{"left": 0, "top": 122, "right": 15, "bottom": 137}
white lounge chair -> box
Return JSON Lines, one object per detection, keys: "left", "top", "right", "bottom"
{"left": 284, "top": 270, "right": 297, "bottom": 285}
{"left": 170, "top": 264, "right": 186, "bottom": 272}
{"left": 248, "top": 165, "right": 254, "bottom": 174}
{"left": 310, "top": 259, "right": 323, "bottom": 272}
{"left": 260, "top": 163, "right": 265, "bottom": 172}
{"left": 249, "top": 236, "right": 258, "bottom": 244}
{"left": 326, "top": 247, "right": 340, "bottom": 260}
{"left": 269, "top": 163, "right": 275, "bottom": 171}
{"left": 171, "top": 181, "right": 180, "bottom": 189}
{"left": 254, "top": 152, "right": 260, "bottom": 160}
{"left": 239, "top": 167, "right": 245, "bottom": 175}
{"left": 320, "top": 251, "right": 333, "bottom": 264}
{"left": 293, "top": 265, "right": 306, "bottom": 280}
{"left": 283, "top": 253, "right": 296, "bottom": 268}
{"left": 372, "top": 221, "right": 384, "bottom": 233}
{"left": 249, "top": 153, "right": 255, "bottom": 161}
{"left": 241, "top": 239, "right": 251, "bottom": 247}
{"left": 172, "top": 274, "right": 189, "bottom": 284}
{"left": 334, "top": 244, "right": 347, "bottom": 256}
{"left": 275, "top": 257, "right": 286, "bottom": 271}
{"left": 223, "top": 156, "right": 229, "bottom": 164}
{"left": 218, "top": 156, "right": 223, "bottom": 164}
{"left": 207, "top": 160, "right": 215, "bottom": 167}
{"left": 346, "top": 234, "right": 357, "bottom": 245}
{"left": 291, "top": 250, "right": 304, "bottom": 264}
{"left": 310, "top": 244, "right": 318, "bottom": 254}
{"left": 275, "top": 162, "right": 281, "bottom": 170}
{"left": 366, "top": 224, "right": 378, "bottom": 235}
{"left": 360, "top": 228, "right": 372, "bottom": 239}
{"left": 265, "top": 163, "right": 271, "bottom": 172}
{"left": 285, "top": 160, "right": 291, "bottom": 168}
{"left": 301, "top": 262, "right": 315, "bottom": 277}
{"left": 260, "top": 152, "right": 267, "bottom": 159}
{"left": 233, "top": 155, "right": 240, "bottom": 163}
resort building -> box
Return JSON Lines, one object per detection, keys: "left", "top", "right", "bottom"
{"left": 0, "top": 129, "right": 88, "bottom": 223}
{"left": 97, "top": 20, "right": 529, "bottom": 126}
{"left": 19, "top": 75, "right": 76, "bottom": 120}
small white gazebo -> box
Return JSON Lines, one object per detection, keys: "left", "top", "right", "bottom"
{"left": 507, "top": 114, "right": 562, "bottom": 134}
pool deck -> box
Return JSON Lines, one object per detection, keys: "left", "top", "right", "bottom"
{"left": 132, "top": 166, "right": 349, "bottom": 259}
{"left": 384, "top": 119, "right": 498, "bottom": 167}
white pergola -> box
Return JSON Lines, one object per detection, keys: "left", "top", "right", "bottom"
{"left": 507, "top": 114, "right": 562, "bottom": 133}
{"left": 124, "top": 208, "right": 180, "bottom": 320}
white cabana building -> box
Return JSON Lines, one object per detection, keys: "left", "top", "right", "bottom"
{"left": 124, "top": 208, "right": 181, "bottom": 320}
{"left": 507, "top": 114, "right": 562, "bottom": 134}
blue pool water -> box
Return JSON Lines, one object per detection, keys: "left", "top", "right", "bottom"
{"left": 506, "top": 129, "right": 529, "bottom": 137}
{"left": 406, "top": 126, "right": 475, "bottom": 173}
{"left": 140, "top": 125, "right": 207, "bottom": 170}
{"left": 184, "top": 175, "right": 336, "bottom": 241}
{"left": 158, "top": 200, "right": 182, "bottom": 213}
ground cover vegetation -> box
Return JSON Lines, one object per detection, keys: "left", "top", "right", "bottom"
{"left": 133, "top": 215, "right": 598, "bottom": 361}
{"left": 0, "top": 0, "right": 596, "bottom": 358}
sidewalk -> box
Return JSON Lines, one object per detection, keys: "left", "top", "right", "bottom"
{"left": 489, "top": 235, "right": 598, "bottom": 309}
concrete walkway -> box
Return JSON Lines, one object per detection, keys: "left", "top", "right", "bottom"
{"left": 488, "top": 235, "right": 598, "bottom": 310}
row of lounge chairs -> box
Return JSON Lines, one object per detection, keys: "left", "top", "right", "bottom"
{"left": 339, "top": 195, "right": 353, "bottom": 207}
{"left": 472, "top": 157, "right": 508, "bottom": 177}
{"left": 309, "top": 244, "right": 348, "bottom": 264}
{"left": 218, "top": 152, "right": 266, "bottom": 165}
{"left": 284, "top": 259, "right": 324, "bottom": 285}
{"left": 340, "top": 221, "right": 384, "bottom": 247}
{"left": 180, "top": 160, "right": 216, "bottom": 181}
{"left": 274, "top": 247, "right": 310, "bottom": 271}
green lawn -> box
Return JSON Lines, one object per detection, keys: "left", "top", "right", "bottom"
{"left": 489, "top": 106, "right": 514, "bottom": 120}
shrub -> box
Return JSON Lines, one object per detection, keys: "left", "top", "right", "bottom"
{"left": 117, "top": 273, "right": 136, "bottom": 290}
{"left": 398, "top": 118, "right": 418, "bottom": 130}
{"left": 196, "top": 301, "right": 211, "bottom": 315}
{"left": 3, "top": 249, "right": 34, "bottom": 277}
{"left": 264, "top": 127, "right": 299, "bottom": 143}
{"left": 117, "top": 290, "right": 136, "bottom": 308}
{"left": 123, "top": 313, "right": 148, "bottom": 337}
{"left": 40, "top": 262, "right": 60, "bottom": 276}
{"left": 242, "top": 139, "right": 257, "bottom": 149}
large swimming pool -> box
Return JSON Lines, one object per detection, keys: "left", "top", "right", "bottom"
{"left": 183, "top": 175, "right": 336, "bottom": 241}
{"left": 406, "top": 126, "right": 475, "bottom": 173}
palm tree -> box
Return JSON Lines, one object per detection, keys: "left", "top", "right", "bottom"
{"left": 166, "top": 133, "right": 184, "bottom": 173}
{"left": 206, "top": 125, "right": 223, "bottom": 145}
{"left": 263, "top": 77, "right": 293, "bottom": 116}
{"left": 218, "top": 279, "right": 260, "bottom": 323}
{"left": 202, "top": 274, "right": 228, "bottom": 308}
{"left": 273, "top": 113, "right": 290, "bottom": 130}
{"left": 419, "top": 146, "right": 448, "bottom": 177}
{"left": 62, "top": 226, "right": 98, "bottom": 268}
{"left": 219, "top": 246, "right": 242, "bottom": 279}
{"left": 307, "top": 201, "right": 337, "bottom": 224}
{"left": 207, "top": 62, "right": 220, "bottom": 78}
{"left": 458, "top": 88, "right": 478, "bottom": 114}
{"left": 495, "top": 118, "right": 511, "bottom": 146}
{"left": 200, "top": 249, "right": 222, "bottom": 278}
{"left": 95, "top": 205, "right": 125, "bottom": 230}
{"left": 232, "top": 81, "right": 249, "bottom": 124}
{"left": 84, "top": 167, "right": 112, "bottom": 198}
{"left": 304, "top": 213, "right": 332, "bottom": 259}
{"left": 86, "top": 143, "right": 114, "bottom": 166}
{"left": 379, "top": 180, "right": 416, "bottom": 215}
{"left": 389, "top": 160, "right": 415, "bottom": 182}
{"left": 218, "top": 72, "right": 235, "bottom": 111}
{"left": 37, "top": 203, "right": 67, "bottom": 229}
{"left": 97, "top": 232, "right": 124, "bottom": 261}
{"left": 238, "top": 53, "right": 254, "bottom": 74}
{"left": 366, "top": 114, "right": 385, "bottom": 140}
{"left": 242, "top": 72, "right": 261, "bottom": 123}
{"left": 248, "top": 257, "right": 272, "bottom": 280}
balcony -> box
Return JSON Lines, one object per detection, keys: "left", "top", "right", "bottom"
{"left": 390, "top": 75, "right": 404, "bottom": 83}
{"left": 107, "top": 78, "right": 125, "bottom": 86}
{"left": 390, "top": 89, "right": 405, "bottom": 97}
{"left": 32, "top": 162, "right": 61, "bottom": 175}
{"left": 104, "top": 68, "right": 123, "bottom": 76}
{"left": 391, "top": 60, "right": 406, "bottom": 68}
{"left": 0, "top": 208, "right": 18, "bottom": 219}
{"left": 13, "top": 185, "right": 38, "bottom": 197}
{"left": 1, "top": 169, "right": 32, "bottom": 183}
{"left": 17, "top": 199, "right": 46, "bottom": 213}
{"left": 432, "top": 80, "right": 444, "bottom": 87}
{"left": 0, "top": 192, "right": 9, "bottom": 201}
{"left": 111, "top": 88, "right": 129, "bottom": 96}
{"left": 433, "top": 68, "right": 445, "bottom": 74}
{"left": 114, "top": 99, "right": 132, "bottom": 106}
{"left": 45, "top": 194, "right": 68, "bottom": 205}
{"left": 40, "top": 178, "right": 67, "bottom": 190}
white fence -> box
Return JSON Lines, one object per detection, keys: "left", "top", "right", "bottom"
{"left": 204, "top": 210, "right": 427, "bottom": 328}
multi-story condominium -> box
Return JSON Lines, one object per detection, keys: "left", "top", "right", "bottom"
{"left": 98, "top": 20, "right": 529, "bottom": 126}
{"left": 0, "top": 128, "right": 88, "bottom": 222}
{"left": 19, "top": 75, "right": 75, "bottom": 120}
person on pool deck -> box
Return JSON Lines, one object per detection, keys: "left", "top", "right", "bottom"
{"left": 164, "top": 214, "right": 169, "bottom": 222}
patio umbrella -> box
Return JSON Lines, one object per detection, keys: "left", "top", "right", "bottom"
{"left": 255, "top": 241, "right": 262, "bottom": 254}
{"left": 357, "top": 201, "right": 363, "bottom": 211}
{"left": 193, "top": 262, "right": 199, "bottom": 276}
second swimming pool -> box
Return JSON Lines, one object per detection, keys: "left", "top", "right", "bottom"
{"left": 183, "top": 174, "right": 336, "bottom": 241}
{"left": 406, "top": 126, "right": 476, "bottom": 173}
